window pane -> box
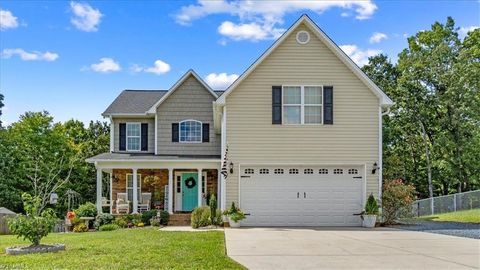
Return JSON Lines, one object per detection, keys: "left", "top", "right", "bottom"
{"left": 305, "top": 106, "right": 322, "bottom": 124}
{"left": 283, "top": 106, "right": 301, "bottom": 124}
{"left": 127, "top": 123, "right": 140, "bottom": 136}
{"left": 179, "top": 120, "right": 202, "bottom": 142}
{"left": 283, "top": 86, "right": 301, "bottom": 104}
{"left": 305, "top": 87, "right": 322, "bottom": 105}
{"left": 127, "top": 137, "right": 140, "bottom": 150}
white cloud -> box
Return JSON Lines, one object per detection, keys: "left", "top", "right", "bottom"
{"left": 459, "top": 25, "right": 479, "bottom": 38}
{"left": 131, "top": 60, "right": 171, "bottom": 75}
{"left": 369, "top": 32, "right": 388, "bottom": 43}
{"left": 70, "top": 1, "right": 103, "bottom": 32}
{"left": 90, "top": 58, "right": 121, "bottom": 73}
{"left": 0, "top": 9, "right": 18, "bottom": 30}
{"left": 176, "top": 0, "right": 377, "bottom": 42}
{"left": 1, "top": 48, "right": 59, "bottom": 61}
{"left": 218, "top": 21, "right": 284, "bottom": 41}
{"left": 339, "top": 45, "right": 381, "bottom": 67}
{"left": 205, "top": 72, "right": 239, "bottom": 90}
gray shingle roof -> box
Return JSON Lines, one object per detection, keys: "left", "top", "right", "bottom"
{"left": 102, "top": 90, "right": 168, "bottom": 116}
{"left": 86, "top": 152, "right": 220, "bottom": 162}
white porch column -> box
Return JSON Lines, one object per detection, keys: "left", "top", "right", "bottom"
{"left": 96, "top": 168, "right": 103, "bottom": 214}
{"left": 132, "top": 168, "right": 138, "bottom": 214}
{"left": 109, "top": 173, "right": 113, "bottom": 214}
{"left": 198, "top": 168, "right": 203, "bottom": 207}
{"left": 168, "top": 169, "right": 174, "bottom": 214}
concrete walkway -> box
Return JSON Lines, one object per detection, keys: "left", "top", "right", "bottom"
{"left": 225, "top": 227, "right": 480, "bottom": 270}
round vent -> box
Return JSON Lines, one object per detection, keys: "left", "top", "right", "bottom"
{"left": 296, "top": 30, "right": 310, "bottom": 44}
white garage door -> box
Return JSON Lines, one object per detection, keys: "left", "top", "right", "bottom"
{"left": 239, "top": 165, "right": 364, "bottom": 226}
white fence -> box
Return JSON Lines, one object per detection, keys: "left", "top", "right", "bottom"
{"left": 412, "top": 190, "right": 480, "bottom": 217}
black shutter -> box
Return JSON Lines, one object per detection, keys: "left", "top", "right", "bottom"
{"left": 119, "top": 123, "right": 126, "bottom": 151}
{"left": 141, "top": 123, "right": 148, "bottom": 151}
{"left": 172, "top": 123, "right": 179, "bottom": 142}
{"left": 272, "top": 86, "right": 282, "bottom": 124}
{"left": 324, "top": 86, "right": 333, "bottom": 124}
{"left": 202, "top": 123, "right": 210, "bottom": 142}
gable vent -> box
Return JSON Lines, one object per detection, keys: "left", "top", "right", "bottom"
{"left": 296, "top": 30, "right": 310, "bottom": 44}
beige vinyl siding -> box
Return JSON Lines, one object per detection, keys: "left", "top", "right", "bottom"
{"left": 156, "top": 75, "right": 221, "bottom": 156}
{"left": 225, "top": 23, "right": 380, "bottom": 206}
{"left": 113, "top": 118, "right": 155, "bottom": 153}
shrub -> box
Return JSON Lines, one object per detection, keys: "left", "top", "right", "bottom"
{"left": 73, "top": 223, "right": 88, "bottom": 233}
{"left": 191, "top": 207, "right": 211, "bottom": 228}
{"left": 159, "top": 211, "right": 169, "bottom": 226}
{"left": 141, "top": 210, "right": 158, "bottom": 225}
{"left": 209, "top": 194, "right": 219, "bottom": 225}
{"left": 71, "top": 217, "right": 82, "bottom": 226}
{"left": 212, "top": 209, "right": 223, "bottom": 226}
{"left": 8, "top": 193, "right": 57, "bottom": 246}
{"left": 94, "top": 213, "right": 114, "bottom": 230}
{"left": 137, "top": 222, "right": 145, "bottom": 227}
{"left": 365, "top": 194, "right": 379, "bottom": 215}
{"left": 75, "top": 202, "right": 97, "bottom": 217}
{"left": 382, "top": 179, "right": 416, "bottom": 225}
{"left": 99, "top": 224, "right": 119, "bottom": 231}
{"left": 150, "top": 218, "right": 160, "bottom": 227}
{"left": 113, "top": 217, "right": 127, "bottom": 228}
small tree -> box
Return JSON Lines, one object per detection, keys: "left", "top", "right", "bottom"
{"left": 382, "top": 179, "right": 416, "bottom": 224}
{"left": 8, "top": 193, "right": 57, "bottom": 246}
{"left": 364, "top": 194, "right": 379, "bottom": 215}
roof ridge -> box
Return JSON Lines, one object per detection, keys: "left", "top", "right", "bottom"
{"left": 123, "top": 89, "right": 168, "bottom": 92}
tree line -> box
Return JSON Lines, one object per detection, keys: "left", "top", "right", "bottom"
{"left": 0, "top": 17, "right": 478, "bottom": 214}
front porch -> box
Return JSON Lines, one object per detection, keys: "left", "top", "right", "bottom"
{"left": 91, "top": 156, "right": 222, "bottom": 215}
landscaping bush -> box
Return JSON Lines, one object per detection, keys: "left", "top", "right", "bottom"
{"left": 94, "top": 213, "right": 114, "bottom": 230}
{"left": 75, "top": 202, "right": 97, "bottom": 217}
{"left": 99, "top": 224, "right": 119, "bottom": 231}
{"left": 212, "top": 209, "right": 223, "bottom": 226}
{"left": 159, "top": 211, "right": 169, "bottom": 226}
{"left": 150, "top": 218, "right": 160, "bottom": 227}
{"left": 137, "top": 222, "right": 145, "bottom": 227}
{"left": 209, "top": 194, "right": 221, "bottom": 225}
{"left": 73, "top": 223, "right": 88, "bottom": 233}
{"left": 191, "top": 206, "right": 211, "bottom": 228}
{"left": 382, "top": 179, "right": 416, "bottom": 224}
{"left": 113, "top": 217, "right": 127, "bottom": 228}
{"left": 141, "top": 210, "right": 158, "bottom": 225}
{"left": 7, "top": 193, "right": 57, "bottom": 246}
{"left": 365, "top": 194, "right": 379, "bottom": 215}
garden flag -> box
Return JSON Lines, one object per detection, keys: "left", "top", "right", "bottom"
{"left": 221, "top": 146, "right": 229, "bottom": 179}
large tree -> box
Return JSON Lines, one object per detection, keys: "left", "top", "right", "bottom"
{"left": 0, "top": 93, "right": 4, "bottom": 128}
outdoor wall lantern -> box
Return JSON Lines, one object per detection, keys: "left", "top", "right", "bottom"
{"left": 229, "top": 162, "right": 234, "bottom": 174}
{"left": 372, "top": 162, "right": 379, "bottom": 174}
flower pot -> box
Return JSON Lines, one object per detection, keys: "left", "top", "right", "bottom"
{"left": 228, "top": 217, "right": 240, "bottom": 228}
{"left": 362, "top": 215, "right": 377, "bottom": 228}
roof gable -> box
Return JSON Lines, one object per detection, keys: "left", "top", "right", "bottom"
{"left": 146, "top": 70, "right": 218, "bottom": 113}
{"left": 102, "top": 90, "right": 167, "bottom": 116}
{"left": 216, "top": 14, "right": 393, "bottom": 107}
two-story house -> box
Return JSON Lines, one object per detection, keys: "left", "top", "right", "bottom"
{"left": 87, "top": 15, "right": 393, "bottom": 227}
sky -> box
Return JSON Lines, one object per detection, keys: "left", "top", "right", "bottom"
{"left": 1, "top": 0, "right": 479, "bottom": 126}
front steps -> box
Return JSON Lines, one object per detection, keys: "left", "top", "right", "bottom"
{"left": 168, "top": 213, "right": 191, "bottom": 226}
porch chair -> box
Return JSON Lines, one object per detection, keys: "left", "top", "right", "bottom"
{"left": 138, "top": 192, "right": 151, "bottom": 213}
{"left": 116, "top": 193, "right": 130, "bottom": 214}
{"left": 101, "top": 197, "right": 110, "bottom": 208}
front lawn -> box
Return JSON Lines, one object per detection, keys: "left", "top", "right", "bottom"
{"left": 416, "top": 209, "right": 480, "bottom": 223}
{"left": 0, "top": 228, "right": 243, "bottom": 269}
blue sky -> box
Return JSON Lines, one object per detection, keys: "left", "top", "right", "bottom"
{"left": 1, "top": 0, "right": 479, "bottom": 125}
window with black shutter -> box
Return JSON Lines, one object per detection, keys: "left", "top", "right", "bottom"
{"left": 323, "top": 86, "right": 333, "bottom": 124}
{"left": 172, "top": 123, "right": 179, "bottom": 142}
{"left": 141, "top": 123, "right": 148, "bottom": 151}
{"left": 272, "top": 86, "right": 282, "bottom": 124}
{"left": 119, "top": 123, "right": 126, "bottom": 151}
{"left": 202, "top": 123, "right": 210, "bottom": 142}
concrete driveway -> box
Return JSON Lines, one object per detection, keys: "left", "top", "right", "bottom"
{"left": 225, "top": 227, "right": 480, "bottom": 270}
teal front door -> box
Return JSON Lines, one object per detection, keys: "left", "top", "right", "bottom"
{"left": 182, "top": 173, "right": 198, "bottom": 211}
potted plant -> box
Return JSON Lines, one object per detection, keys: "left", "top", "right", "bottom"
{"left": 362, "top": 194, "right": 379, "bottom": 228}
{"left": 223, "top": 202, "right": 245, "bottom": 228}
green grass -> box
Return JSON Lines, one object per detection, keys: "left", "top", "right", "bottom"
{"left": 416, "top": 209, "right": 480, "bottom": 223}
{"left": 0, "top": 228, "right": 244, "bottom": 270}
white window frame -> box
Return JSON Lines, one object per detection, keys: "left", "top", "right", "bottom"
{"left": 179, "top": 119, "right": 203, "bottom": 143}
{"left": 126, "top": 122, "right": 141, "bottom": 151}
{"left": 282, "top": 85, "right": 323, "bottom": 125}
{"left": 126, "top": 173, "right": 142, "bottom": 202}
